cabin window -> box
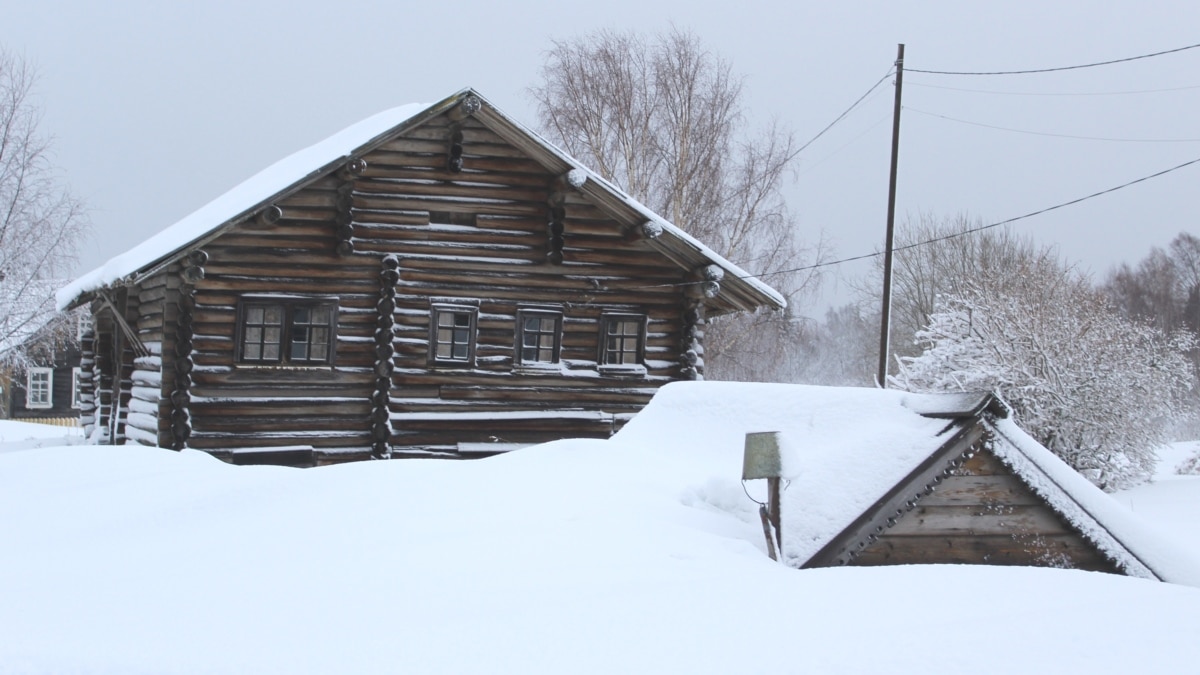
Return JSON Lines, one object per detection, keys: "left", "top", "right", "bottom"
{"left": 27, "top": 368, "right": 53, "bottom": 409}
{"left": 599, "top": 313, "right": 646, "bottom": 367}
{"left": 238, "top": 299, "right": 336, "bottom": 365}
{"left": 430, "top": 305, "right": 477, "bottom": 366}
{"left": 71, "top": 367, "right": 83, "bottom": 409}
{"left": 516, "top": 309, "right": 562, "bottom": 366}
{"left": 77, "top": 312, "right": 93, "bottom": 342}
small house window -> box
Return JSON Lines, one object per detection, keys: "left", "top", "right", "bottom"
{"left": 516, "top": 309, "right": 562, "bottom": 366}
{"left": 600, "top": 313, "right": 645, "bottom": 367}
{"left": 430, "top": 305, "right": 477, "bottom": 366}
{"left": 77, "top": 312, "right": 93, "bottom": 342}
{"left": 27, "top": 368, "right": 53, "bottom": 409}
{"left": 238, "top": 299, "right": 336, "bottom": 365}
{"left": 71, "top": 367, "right": 83, "bottom": 409}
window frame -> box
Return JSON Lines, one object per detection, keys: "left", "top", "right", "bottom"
{"left": 26, "top": 367, "right": 53, "bottom": 409}
{"left": 77, "top": 312, "right": 93, "bottom": 343}
{"left": 235, "top": 296, "right": 338, "bottom": 367}
{"left": 429, "top": 304, "right": 478, "bottom": 367}
{"left": 598, "top": 312, "right": 647, "bottom": 372}
{"left": 515, "top": 307, "right": 563, "bottom": 368}
{"left": 71, "top": 367, "right": 83, "bottom": 409}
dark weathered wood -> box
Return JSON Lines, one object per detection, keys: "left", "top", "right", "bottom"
{"left": 886, "top": 504, "right": 1070, "bottom": 537}
{"left": 920, "top": 474, "right": 1042, "bottom": 506}
{"left": 854, "top": 534, "right": 1121, "bottom": 572}
{"left": 84, "top": 98, "right": 736, "bottom": 459}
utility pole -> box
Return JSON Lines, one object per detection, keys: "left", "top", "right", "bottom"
{"left": 877, "top": 43, "right": 905, "bottom": 388}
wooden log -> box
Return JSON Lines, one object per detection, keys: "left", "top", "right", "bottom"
{"left": 886, "top": 504, "right": 1071, "bottom": 537}
{"left": 854, "top": 534, "right": 1120, "bottom": 571}
{"left": 358, "top": 164, "right": 552, "bottom": 188}
{"left": 445, "top": 94, "right": 481, "bottom": 122}
{"left": 354, "top": 178, "right": 549, "bottom": 204}
{"left": 352, "top": 194, "right": 545, "bottom": 218}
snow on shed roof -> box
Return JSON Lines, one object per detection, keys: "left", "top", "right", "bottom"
{"left": 614, "top": 381, "right": 954, "bottom": 564}
{"left": 57, "top": 89, "right": 784, "bottom": 312}
{"left": 989, "top": 417, "right": 1200, "bottom": 586}
{"left": 614, "top": 381, "right": 1200, "bottom": 584}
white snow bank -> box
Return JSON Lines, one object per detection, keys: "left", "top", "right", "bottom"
{"left": 4, "top": 382, "right": 1200, "bottom": 673}
{"left": 0, "top": 418, "right": 83, "bottom": 453}
{"left": 56, "top": 102, "right": 430, "bottom": 309}
{"left": 3, "top": 437, "right": 1199, "bottom": 673}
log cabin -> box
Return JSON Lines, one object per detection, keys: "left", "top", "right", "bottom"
{"left": 616, "top": 382, "right": 1198, "bottom": 583}
{"left": 0, "top": 282, "right": 85, "bottom": 424}
{"left": 56, "top": 89, "right": 784, "bottom": 465}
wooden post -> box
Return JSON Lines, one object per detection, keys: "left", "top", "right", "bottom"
{"left": 170, "top": 283, "right": 195, "bottom": 451}
{"left": 371, "top": 255, "right": 400, "bottom": 459}
{"left": 743, "top": 431, "right": 785, "bottom": 561}
{"left": 877, "top": 43, "right": 905, "bottom": 388}
{"left": 767, "top": 476, "right": 782, "bottom": 551}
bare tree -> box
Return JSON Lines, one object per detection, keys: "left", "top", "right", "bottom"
{"left": 1104, "top": 232, "right": 1200, "bottom": 336}
{"left": 0, "top": 49, "right": 87, "bottom": 368}
{"left": 531, "top": 28, "right": 821, "bottom": 381}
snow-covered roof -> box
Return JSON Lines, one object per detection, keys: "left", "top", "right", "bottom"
{"left": 988, "top": 417, "right": 1200, "bottom": 585}
{"left": 614, "top": 381, "right": 1200, "bottom": 584}
{"left": 57, "top": 89, "right": 784, "bottom": 312}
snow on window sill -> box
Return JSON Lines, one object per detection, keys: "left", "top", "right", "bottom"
{"left": 515, "top": 361, "right": 564, "bottom": 375}
{"left": 597, "top": 364, "right": 647, "bottom": 379}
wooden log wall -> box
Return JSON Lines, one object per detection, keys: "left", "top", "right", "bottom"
{"left": 78, "top": 327, "right": 96, "bottom": 438}
{"left": 185, "top": 217, "right": 376, "bottom": 458}
{"left": 166, "top": 108, "right": 693, "bottom": 460}
{"left": 123, "top": 271, "right": 170, "bottom": 447}
{"left": 89, "top": 300, "right": 115, "bottom": 443}
{"left": 853, "top": 449, "right": 1121, "bottom": 572}
{"left": 364, "top": 115, "right": 687, "bottom": 454}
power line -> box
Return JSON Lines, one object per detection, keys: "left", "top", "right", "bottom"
{"left": 908, "top": 41, "right": 1200, "bottom": 76}
{"left": 723, "top": 155, "right": 1200, "bottom": 282}
{"left": 906, "top": 106, "right": 1200, "bottom": 143}
{"left": 796, "top": 68, "right": 895, "bottom": 155}
{"left": 797, "top": 113, "right": 891, "bottom": 178}
{"left": 907, "top": 79, "right": 1200, "bottom": 97}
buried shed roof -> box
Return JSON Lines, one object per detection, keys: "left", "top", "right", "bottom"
{"left": 612, "top": 381, "right": 1200, "bottom": 585}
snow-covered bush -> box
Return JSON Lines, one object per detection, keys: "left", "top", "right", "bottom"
{"left": 892, "top": 250, "right": 1195, "bottom": 491}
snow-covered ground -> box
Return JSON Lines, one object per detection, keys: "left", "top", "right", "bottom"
{"left": 0, "top": 418, "right": 83, "bottom": 452}
{"left": 1, "top": 388, "right": 1198, "bottom": 674}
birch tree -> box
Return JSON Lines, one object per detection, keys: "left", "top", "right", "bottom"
{"left": 0, "top": 49, "right": 87, "bottom": 368}
{"left": 531, "top": 28, "right": 820, "bottom": 380}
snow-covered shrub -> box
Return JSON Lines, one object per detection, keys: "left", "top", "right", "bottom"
{"left": 892, "top": 251, "right": 1195, "bottom": 491}
{"left": 1177, "top": 451, "right": 1200, "bottom": 476}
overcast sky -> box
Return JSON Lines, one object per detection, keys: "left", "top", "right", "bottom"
{"left": 3, "top": 0, "right": 1198, "bottom": 317}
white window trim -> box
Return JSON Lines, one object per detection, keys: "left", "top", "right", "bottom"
{"left": 27, "top": 367, "right": 53, "bottom": 409}
{"left": 71, "top": 367, "right": 83, "bottom": 409}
